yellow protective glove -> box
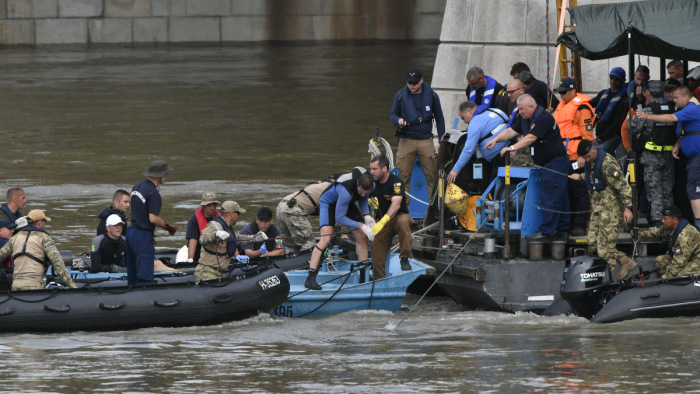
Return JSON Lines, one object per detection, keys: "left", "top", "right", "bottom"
{"left": 369, "top": 196, "right": 379, "bottom": 210}
{"left": 371, "top": 214, "right": 391, "bottom": 234}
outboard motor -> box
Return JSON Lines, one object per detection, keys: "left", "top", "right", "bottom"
{"left": 559, "top": 255, "right": 614, "bottom": 319}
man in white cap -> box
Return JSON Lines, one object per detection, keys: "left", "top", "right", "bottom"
{"left": 0, "top": 209, "right": 77, "bottom": 291}
{"left": 126, "top": 160, "right": 178, "bottom": 285}
{"left": 90, "top": 214, "right": 127, "bottom": 273}
{"left": 184, "top": 192, "right": 220, "bottom": 262}
{"left": 195, "top": 201, "right": 267, "bottom": 283}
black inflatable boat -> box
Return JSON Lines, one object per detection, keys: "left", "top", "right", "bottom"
{"left": 559, "top": 255, "right": 700, "bottom": 323}
{"left": 0, "top": 263, "right": 289, "bottom": 332}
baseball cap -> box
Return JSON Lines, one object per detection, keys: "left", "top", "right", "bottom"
{"left": 556, "top": 77, "right": 577, "bottom": 93}
{"left": 665, "top": 78, "right": 681, "bottom": 92}
{"left": 406, "top": 68, "right": 422, "bottom": 84}
{"left": 577, "top": 139, "right": 594, "bottom": 157}
{"left": 257, "top": 206, "right": 273, "bottom": 220}
{"left": 646, "top": 80, "right": 665, "bottom": 98}
{"left": 0, "top": 219, "right": 16, "bottom": 229}
{"left": 200, "top": 192, "right": 220, "bottom": 206}
{"left": 220, "top": 201, "right": 245, "bottom": 213}
{"left": 662, "top": 205, "right": 682, "bottom": 219}
{"left": 609, "top": 67, "right": 626, "bottom": 80}
{"left": 27, "top": 209, "right": 51, "bottom": 222}
{"left": 105, "top": 214, "right": 125, "bottom": 227}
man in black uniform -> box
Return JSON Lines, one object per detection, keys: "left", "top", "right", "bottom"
{"left": 96, "top": 189, "right": 130, "bottom": 236}
{"left": 90, "top": 214, "right": 127, "bottom": 273}
{"left": 369, "top": 154, "right": 413, "bottom": 279}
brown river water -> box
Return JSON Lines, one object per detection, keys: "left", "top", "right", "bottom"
{"left": 0, "top": 43, "right": 699, "bottom": 392}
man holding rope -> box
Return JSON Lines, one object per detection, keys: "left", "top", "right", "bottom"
{"left": 571, "top": 140, "right": 637, "bottom": 281}
{"left": 485, "top": 94, "right": 570, "bottom": 240}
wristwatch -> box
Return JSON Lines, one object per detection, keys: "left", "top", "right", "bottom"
{"left": 509, "top": 146, "right": 515, "bottom": 151}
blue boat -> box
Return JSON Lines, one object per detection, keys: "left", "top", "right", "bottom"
{"left": 271, "top": 251, "right": 434, "bottom": 318}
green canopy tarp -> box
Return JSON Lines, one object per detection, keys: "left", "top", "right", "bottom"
{"left": 557, "top": 0, "right": 700, "bottom": 61}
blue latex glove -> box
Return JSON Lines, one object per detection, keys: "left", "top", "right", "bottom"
{"left": 236, "top": 255, "right": 249, "bottom": 263}
{"left": 260, "top": 243, "right": 268, "bottom": 255}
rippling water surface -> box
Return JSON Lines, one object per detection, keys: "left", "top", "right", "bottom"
{"left": 1, "top": 44, "right": 699, "bottom": 393}
{"left": 3, "top": 295, "right": 700, "bottom": 392}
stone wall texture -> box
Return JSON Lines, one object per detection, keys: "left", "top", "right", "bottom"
{"left": 0, "top": 0, "right": 447, "bottom": 47}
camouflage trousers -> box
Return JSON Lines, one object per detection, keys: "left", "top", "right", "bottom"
{"left": 12, "top": 278, "right": 44, "bottom": 291}
{"left": 641, "top": 152, "right": 674, "bottom": 222}
{"left": 655, "top": 255, "right": 700, "bottom": 278}
{"left": 588, "top": 199, "right": 626, "bottom": 268}
{"left": 194, "top": 264, "right": 224, "bottom": 284}
{"left": 276, "top": 201, "right": 316, "bottom": 253}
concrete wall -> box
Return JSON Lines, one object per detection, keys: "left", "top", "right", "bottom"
{"left": 433, "top": 0, "right": 652, "bottom": 129}
{"left": 0, "top": 0, "right": 446, "bottom": 47}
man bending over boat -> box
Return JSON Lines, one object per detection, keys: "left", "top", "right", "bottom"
{"left": 369, "top": 154, "right": 413, "bottom": 279}
{"left": 635, "top": 206, "right": 700, "bottom": 278}
{"left": 571, "top": 140, "right": 637, "bottom": 281}
{"left": 0, "top": 210, "right": 77, "bottom": 291}
{"left": 276, "top": 173, "right": 339, "bottom": 253}
{"left": 195, "top": 201, "right": 267, "bottom": 283}
{"left": 304, "top": 168, "right": 374, "bottom": 290}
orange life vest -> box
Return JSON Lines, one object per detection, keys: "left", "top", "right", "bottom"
{"left": 553, "top": 93, "right": 595, "bottom": 160}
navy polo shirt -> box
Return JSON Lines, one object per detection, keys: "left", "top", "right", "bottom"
{"left": 130, "top": 179, "right": 161, "bottom": 232}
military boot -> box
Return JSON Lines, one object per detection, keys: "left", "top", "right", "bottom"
{"left": 304, "top": 267, "right": 322, "bottom": 290}
{"left": 400, "top": 257, "right": 412, "bottom": 271}
{"left": 617, "top": 256, "right": 638, "bottom": 280}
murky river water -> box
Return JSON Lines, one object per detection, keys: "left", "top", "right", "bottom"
{"left": 1, "top": 44, "right": 698, "bottom": 392}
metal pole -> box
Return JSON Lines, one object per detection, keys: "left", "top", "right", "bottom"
{"left": 627, "top": 30, "right": 639, "bottom": 238}
{"left": 438, "top": 170, "right": 445, "bottom": 249}
{"left": 504, "top": 153, "right": 511, "bottom": 259}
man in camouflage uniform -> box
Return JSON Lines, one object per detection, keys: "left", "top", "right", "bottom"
{"left": 571, "top": 140, "right": 637, "bottom": 280}
{"left": 637, "top": 206, "right": 700, "bottom": 277}
{"left": 0, "top": 209, "right": 77, "bottom": 291}
{"left": 629, "top": 80, "right": 676, "bottom": 226}
{"left": 275, "top": 174, "right": 339, "bottom": 253}
{"left": 195, "top": 201, "right": 267, "bottom": 283}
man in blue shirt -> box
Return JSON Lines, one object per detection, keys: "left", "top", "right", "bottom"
{"left": 447, "top": 101, "right": 509, "bottom": 186}
{"left": 126, "top": 160, "right": 178, "bottom": 285}
{"left": 639, "top": 86, "right": 700, "bottom": 228}
{"left": 486, "top": 94, "right": 570, "bottom": 239}
{"left": 304, "top": 168, "right": 375, "bottom": 290}
{"left": 390, "top": 68, "right": 445, "bottom": 201}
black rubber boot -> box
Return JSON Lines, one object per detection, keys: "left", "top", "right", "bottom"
{"left": 400, "top": 257, "right": 412, "bottom": 271}
{"left": 304, "top": 268, "right": 322, "bottom": 290}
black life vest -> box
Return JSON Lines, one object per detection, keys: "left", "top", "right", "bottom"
{"left": 12, "top": 227, "right": 50, "bottom": 267}
{"left": 584, "top": 149, "right": 607, "bottom": 192}
{"left": 648, "top": 101, "right": 677, "bottom": 146}
{"left": 203, "top": 216, "right": 237, "bottom": 257}
{"left": 327, "top": 167, "right": 366, "bottom": 205}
